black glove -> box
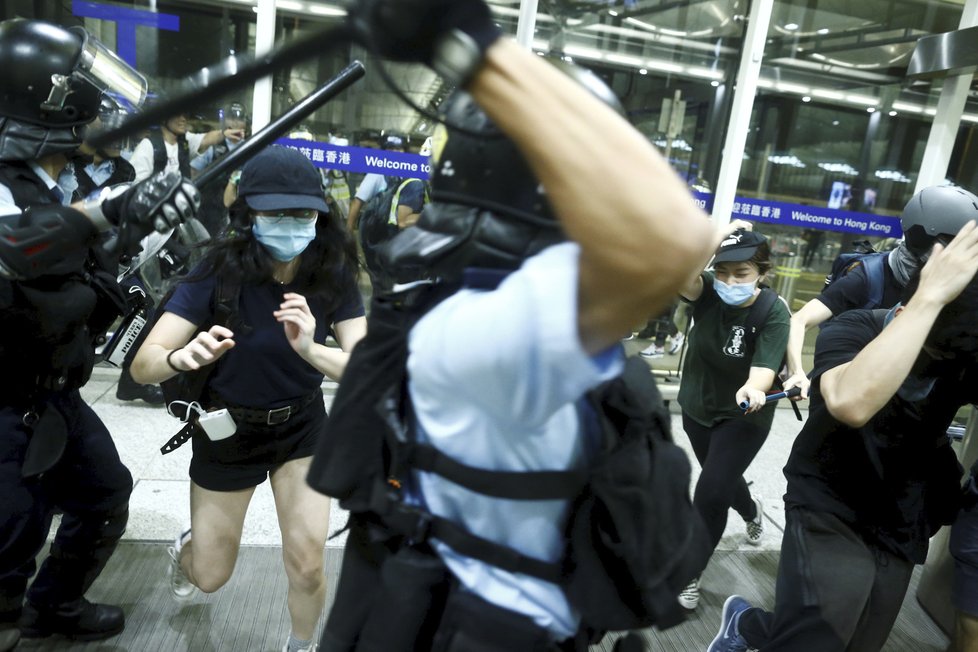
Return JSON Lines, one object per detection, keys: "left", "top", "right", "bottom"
{"left": 349, "top": 0, "right": 501, "bottom": 84}
{"left": 101, "top": 171, "right": 200, "bottom": 235}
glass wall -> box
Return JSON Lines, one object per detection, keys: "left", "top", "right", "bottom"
{"left": 2, "top": 0, "right": 975, "bottom": 287}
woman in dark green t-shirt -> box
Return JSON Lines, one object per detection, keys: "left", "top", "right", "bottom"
{"left": 674, "top": 225, "right": 790, "bottom": 611}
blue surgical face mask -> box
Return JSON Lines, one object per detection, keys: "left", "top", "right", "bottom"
{"left": 713, "top": 278, "right": 757, "bottom": 306}
{"left": 252, "top": 216, "right": 318, "bottom": 262}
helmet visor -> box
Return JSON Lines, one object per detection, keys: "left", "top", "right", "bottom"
{"left": 77, "top": 32, "right": 148, "bottom": 109}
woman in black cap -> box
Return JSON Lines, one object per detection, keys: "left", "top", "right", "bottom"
{"left": 673, "top": 220, "right": 790, "bottom": 611}
{"left": 131, "top": 145, "right": 365, "bottom": 652}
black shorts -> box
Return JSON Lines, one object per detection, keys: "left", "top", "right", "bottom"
{"left": 189, "top": 395, "right": 326, "bottom": 492}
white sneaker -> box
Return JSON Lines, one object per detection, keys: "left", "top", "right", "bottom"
{"left": 281, "top": 637, "right": 316, "bottom": 652}
{"left": 640, "top": 344, "right": 665, "bottom": 358}
{"left": 678, "top": 577, "right": 700, "bottom": 610}
{"left": 745, "top": 497, "right": 763, "bottom": 546}
{"left": 167, "top": 527, "right": 197, "bottom": 599}
{"left": 668, "top": 333, "right": 685, "bottom": 354}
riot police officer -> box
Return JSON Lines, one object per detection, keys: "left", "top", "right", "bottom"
{"left": 308, "top": 1, "right": 715, "bottom": 649}
{"left": 0, "top": 18, "right": 198, "bottom": 650}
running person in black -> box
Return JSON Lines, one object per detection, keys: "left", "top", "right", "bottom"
{"left": 709, "top": 220, "right": 978, "bottom": 652}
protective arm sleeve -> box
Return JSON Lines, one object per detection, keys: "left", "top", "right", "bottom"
{"left": 0, "top": 205, "right": 98, "bottom": 280}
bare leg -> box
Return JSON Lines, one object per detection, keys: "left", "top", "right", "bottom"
{"left": 182, "top": 481, "right": 255, "bottom": 593}
{"left": 271, "top": 456, "right": 332, "bottom": 640}
{"left": 954, "top": 612, "right": 978, "bottom": 652}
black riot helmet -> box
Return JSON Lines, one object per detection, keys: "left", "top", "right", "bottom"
{"left": 0, "top": 19, "right": 147, "bottom": 161}
{"left": 0, "top": 19, "right": 146, "bottom": 127}
{"left": 900, "top": 185, "right": 978, "bottom": 259}
{"left": 384, "top": 61, "right": 624, "bottom": 278}
{"left": 381, "top": 131, "right": 408, "bottom": 151}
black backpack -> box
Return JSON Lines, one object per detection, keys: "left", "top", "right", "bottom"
{"left": 308, "top": 282, "right": 710, "bottom": 635}
{"left": 155, "top": 274, "right": 243, "bottom": 454}
{"left": 823, "top": 241, "right": 887, "bottom": 309}
{"left": 357, "top": 178, "right": 428, "bottom": 291}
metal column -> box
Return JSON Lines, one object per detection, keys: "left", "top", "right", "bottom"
{"left": 912, "top": 0, "right": 978, "bottom": 193}
{"left": 711, "top": 0, "right": 774, "bottom": 226}
{"left": 251, "top": 0, "right": 277, "bottom": 132}
{"left": 515, "top": 0, "right": 540, "bottom": 50}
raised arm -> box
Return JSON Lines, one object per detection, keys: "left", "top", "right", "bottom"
{"left": 468, "top": 40, "right": 713, "bottom": 352}
{"left": 820, "top": 222, "right": 978, "bottom": 427}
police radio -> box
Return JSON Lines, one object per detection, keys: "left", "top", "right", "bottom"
{"left": 100, "top": 285, "right": 151, "bottom": 367}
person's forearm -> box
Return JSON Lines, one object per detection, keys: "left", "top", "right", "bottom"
{"left": 822, "top": 297, "right": 943, "bottom": 426}
{"left": 301, "top": 343, "right": 350, "bottom": 381}
{"left": 744, "top": 366, "right": 777, "bottom": 393}
{"left": 199, "top": 129, "right": 225, "bottom": 151}
{"left": 131, "top": 342, "right": 182, "bottom": 384}
{"left": 787, "top": 299, "right": 832, "bottom": 375}
{"left": 347, "top": 198, "right": 363, "bottom": 232}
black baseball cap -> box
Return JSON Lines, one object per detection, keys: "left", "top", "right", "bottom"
{"left": 713, "top": 228, "right": 768, "bottom": 263}
{"left": 238, "top": 145, "right": 329, "bottom": 213}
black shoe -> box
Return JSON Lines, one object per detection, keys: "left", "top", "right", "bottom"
{"left": 20, "top": 599, "right": 124, "bottom": 642}
{"left": 116, "top": 381, "right": 164, "bottom": 405}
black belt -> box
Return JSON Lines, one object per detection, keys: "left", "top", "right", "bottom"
{"left": 159, "top": 391, "right": 321, "bottom": 455}
{"left": 217, "top": 392, "right": 321, "bottom": 426}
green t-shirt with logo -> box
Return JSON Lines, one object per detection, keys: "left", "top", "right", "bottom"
{"left": 677, "top": 271, "right": 791, "bottom": 428}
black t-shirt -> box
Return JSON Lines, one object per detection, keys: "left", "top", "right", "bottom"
{"left": 817, "top": 258, "right": 904, "bottom": 315}
{"left": 165, "top": 270, "right": 364, "bottom": 409}
{"left": 783, "top": 310, "right": 976, "bottom": 563}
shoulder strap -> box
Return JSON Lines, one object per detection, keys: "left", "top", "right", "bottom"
{"left": 387, "top": 178, "right": 420, "bottom": 226}
{"left": 180, "top": 274, "right": 242, "bottom": 403}
{"left": 861, "top": 253, "right": 887, "bottom": 309}
{"left": 148, "top": 131, "right": 167, "bottom": 175}
{"left": 213, "top": 273, "right": 242, "bottom": 327}
{"left": 401, "top": 442, "right": 588, "bottom": 499}
{"left": 744, "top": 288, "right": 778, "bottom": 349}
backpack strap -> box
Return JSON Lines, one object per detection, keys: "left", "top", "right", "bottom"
{"left": 387, "top": 178, "right": 425, "bottom": 226}
{"left": 401, "top": 442, "right": 588, "bottom": 500}
{"left": 159, "top": 274, "right": 242, "bottom": 455}
{"left": 743, "top": 287, "right": 778, "bottom": 351}
{"left": 861, "top": 253, "right": 887, "bottom": 309}
{"left": 370, "top": 483, "right": 564, "bottom": 584}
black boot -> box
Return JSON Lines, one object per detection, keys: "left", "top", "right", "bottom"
{"left": 116, "top": 364, "right": 164, "bottom": 405}
{"left": 19, "top": 599, "right": 124, "bottom": 642}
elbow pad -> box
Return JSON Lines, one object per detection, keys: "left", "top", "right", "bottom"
{"left": 0, "top": 205, "right": 98, "bottom": 280}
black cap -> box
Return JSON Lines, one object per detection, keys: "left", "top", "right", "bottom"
{"left": 713, "top": 229, "right": 768, "bottom": 263}
{"left": 238, "top": 145, "right": 329, "bottom": 213}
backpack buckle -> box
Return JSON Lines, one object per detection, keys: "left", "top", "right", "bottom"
{"left": 407, "top": 508, "right": 433, "bottom": 544}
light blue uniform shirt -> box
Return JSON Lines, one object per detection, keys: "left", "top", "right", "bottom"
{"left": 0, "top": 161, "right": 77, "bottom": 217}
{"left": 407, "top": 242, "right": 624, "bottom": 640}
{"left": 354, "top": 173, "right": 387, "bottom": 202}
{"left": 83, "top": 159, "right": 117, "bottom": 188}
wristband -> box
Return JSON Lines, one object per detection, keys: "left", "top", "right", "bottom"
{"left": 166, "top": 349, "right": 184, "bottom": 373}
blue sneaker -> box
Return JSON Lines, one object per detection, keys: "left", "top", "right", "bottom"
{"left": 707, "top": 595, "right": 752, "bottom": 652}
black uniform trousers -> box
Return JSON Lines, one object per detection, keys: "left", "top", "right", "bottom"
{"left": 738, "top": 507, "right": 913, "bottom": 652}
{"left": 0, "top": 390, "right": 132, "bottom": 622}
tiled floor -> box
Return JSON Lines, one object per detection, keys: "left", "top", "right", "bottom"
{"left": 39, "top": 362, "right": 954, "bottom": 651}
